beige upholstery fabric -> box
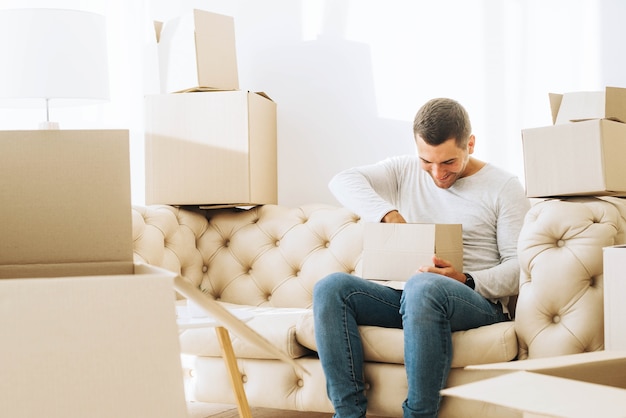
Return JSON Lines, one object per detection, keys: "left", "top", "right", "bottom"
{"left": 295, "top": 310, "right": 517, "bottom": 368}
{"left": 180, "top": 305, "right": 313, "bottom": 359}
{"left": 516, "top": 197, "right": 626, "bottom": 360}
{"left": 133, "top": 204, "right": 363, "bottom": 307}
{"left": 131, "top": 198, "right": 626, "bottom": 417}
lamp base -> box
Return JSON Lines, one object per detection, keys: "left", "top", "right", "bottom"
{"left": 39, "top": 121, "right": 60, "bottom": 130}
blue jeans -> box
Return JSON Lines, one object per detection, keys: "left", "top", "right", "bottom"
{"left": 313, "top": 272, "right": 509, "bottom": 418}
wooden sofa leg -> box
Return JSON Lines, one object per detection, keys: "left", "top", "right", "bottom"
{"left": 215, "top": 326, "right": 252, "bottom": 418}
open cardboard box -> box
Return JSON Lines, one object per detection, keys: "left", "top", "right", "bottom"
{"left": 155, "top": 9, "right": 239, "bottom": 93}
{"left": 550, "top": 86, "right": 626, "bottom": 124}
{"left": 0, "top": 130, "right": 304, "bottom": 418}
{"left": 0, "top": 130, "right": 189, "bottom": 417}
{"left": 361, "top": 222, "right": 463, "bottom": 283}
{"left": 145, "top": 90, "right": 277, "bottom": 207}
{"left": 441, "top": 350, "right": 626, "bottom": 417}
{"left": 522, "top": 87, "right": 626, "bottom": 198}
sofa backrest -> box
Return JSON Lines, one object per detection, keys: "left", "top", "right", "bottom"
{"left": 132, "top": 204, "right": 363, "bottom": 308}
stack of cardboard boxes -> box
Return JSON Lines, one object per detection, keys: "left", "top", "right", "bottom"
{"left": 442, "top": 87, "right": 626, "bottom": 416}
{"left": 145, "top": 9, "right": 277, "bottom": 207}
{"left": 522, "top": 87, "right": 626, "bottom": 198}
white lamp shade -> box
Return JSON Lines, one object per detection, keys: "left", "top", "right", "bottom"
{"left": 0, "top": 8, "right": 109, "bottom": 108}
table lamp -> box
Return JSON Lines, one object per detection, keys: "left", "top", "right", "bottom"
{"left": 0, "top": 8, "right": 110, "bottom": 129}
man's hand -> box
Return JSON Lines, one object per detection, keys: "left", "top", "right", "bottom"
{"left": 381, "top": 210, "right": 407, "bottom": 223}
{"left": 418, "top": 255, "right": 465, "bottom": 283}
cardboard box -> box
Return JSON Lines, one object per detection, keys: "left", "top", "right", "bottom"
{"left": 604, "top": 245, "right": 626, "bottom": 350}
{"left": 156, "top": 9, "right": 239, "bottom": 93}
{"left": 145, "top": 91, "right": 277, "bottom": 206}
{"left": 361, "top": 222, "right": 463, "bottom": 281}
{"left": 441, "top": 351, "right": 626, "bottom": 417}
{"left": 521, "top": 119, "right": 626, "bottom": 197}
{"left": 0, "top": 130, "right": 134, "bottom": 278}
{"left": 0, "top": 265, "right": 188, "bottom": 418}
{"left": 550, "top": 86, "right": 626, "bottom": 124}
{"left": 0, "top": 130, "right": 188, "bottom": 417}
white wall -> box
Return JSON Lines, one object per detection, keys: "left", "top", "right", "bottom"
{"left": 2, "top": 0, "right": 626, "bottom": 207}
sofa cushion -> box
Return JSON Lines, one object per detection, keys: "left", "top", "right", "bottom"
{"left": 295, "top": 311, "right": 517, "bottom": 368}
{"left": 179, "top": 303, "right": 313, "bottom": 359}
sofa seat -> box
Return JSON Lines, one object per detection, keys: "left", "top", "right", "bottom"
{"left": 180, "top": 304, "right": 314, "bottom": 359}
{"left": 179, "top": 302, "right": 517, "bottom": 368}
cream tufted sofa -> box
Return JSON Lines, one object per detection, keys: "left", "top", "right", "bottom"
{"left": 131, "top": 197, "right": 626, "bottom": 418}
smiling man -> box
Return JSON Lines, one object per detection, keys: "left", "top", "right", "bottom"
{"left": 313, "top": 98, "right": 530, "bottom": 418}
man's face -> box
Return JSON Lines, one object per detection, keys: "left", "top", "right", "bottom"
{"left": 415, "top": 135, "right": 474, "bottom": 189}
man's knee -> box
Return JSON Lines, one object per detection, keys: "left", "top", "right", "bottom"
{"left": 402, "top": 273, "right": 450, "bottom": 310}
{"left": 404, "top": 272, "right": 443, "bottom": 293}
{"left": 313, "top": 272, "right": 355, "bottom": 302}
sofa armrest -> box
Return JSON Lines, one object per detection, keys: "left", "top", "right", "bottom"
{"left": 515, "top": 197, "right": 626, "bottom": 359}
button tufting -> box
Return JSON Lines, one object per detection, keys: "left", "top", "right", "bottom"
{"left": 324, "top": 241, "right": 330, "bottom": 248}
{"left": 297, "top": 379, "right": 304, "bottom": 387}
{"left": 553, "top": 315, "right": 561, "bottom": 323}
{"left": 202, "top": 265, "right": 208, "bottom": 273}
{"left": 556, "top": 239, "right": 565, "bottom": 247}
{"left": 223, "top": 239, "right": 230, "bottom": 247}
{"left": 275, "top": 240, "right": 280, "bottom": 247}
{"left": 242, "top": 375, "right": 248, "bottom": 383}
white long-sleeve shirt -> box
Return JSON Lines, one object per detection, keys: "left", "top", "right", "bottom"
{"left": 329, "top": 155, "right": 530, "bottom": 304}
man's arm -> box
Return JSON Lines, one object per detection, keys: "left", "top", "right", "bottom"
{"left": 329, "top": 157, "right": 405, "bottom": 223}
{"left": 472, "top": 178, "right": 530, "bottom": 299}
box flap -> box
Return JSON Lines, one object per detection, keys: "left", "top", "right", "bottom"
{"left": 0, "top": 130, "right": 133, "bottom": 278}
{"left": 605, "top": 86, "right": 626, "bottom": 123}
{"left": 362, "top": 223, "right": 462, "bottom": 281}
{"left": 0, "top": 261, "right": 133, "bottom": 280}
{"left": 466, "top": 350, "right": 626, "bottom": 388}
{"left": 158, "top": 9, "right": 239, "bottom": 93}
{"left": 551, "top": 86, "right": 626, "bottom": 124}
{"left": 554, "top": 91, "right": 605, "bottom": 124}
{"left": 153, "top": 20, "right": 163, "bottom": 42}
{"left": 548, "top": 92, "right": 562, "bottom": 125}
{"left": 441, "top": 371, "right": 626, "bottom": 417}
{"left": 194, "top": 9, "right": 238, "bottom": 90}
